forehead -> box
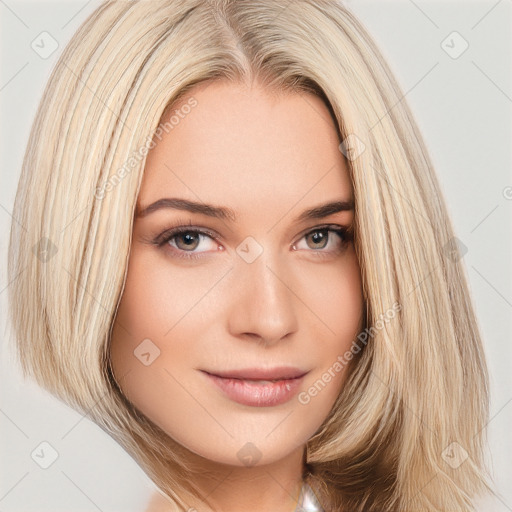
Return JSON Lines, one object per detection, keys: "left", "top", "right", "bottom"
{"left": 138, "top": 80, "right": 352, "bottom": 217}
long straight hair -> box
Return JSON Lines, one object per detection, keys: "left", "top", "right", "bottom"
{"left": 8, "top": 1, "right": 490, "bottom": 510}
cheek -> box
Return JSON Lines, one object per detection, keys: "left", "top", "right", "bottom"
{"left": 301, "top": 248, "right": 364, "bottom": 343}
{"left": 109, "top": 249, "right": 225, "bottom": 422}
{"left": 109, "top": 252, "right": 190, "bottom": 402}
{"left": 113, "top": 248, "right": 219, "bottom": 340}
{"left": 296, "top": 249, "right": 364, "bottom": 403}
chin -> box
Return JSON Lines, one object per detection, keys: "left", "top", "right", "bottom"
{"left": 159, "top": 413, "right": 322, "bottom": 469}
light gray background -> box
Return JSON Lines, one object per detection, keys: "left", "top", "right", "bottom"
{"left": 1, "top": 1, "right": 511, "bottom": 511}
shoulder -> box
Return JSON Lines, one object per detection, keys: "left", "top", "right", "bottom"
{"left": 144, "top": 491, "right": 176, "bottom": 512}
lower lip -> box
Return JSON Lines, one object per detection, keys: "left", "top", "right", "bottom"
{"left": 203, "top": 372, "right": 305, "bottom": 407}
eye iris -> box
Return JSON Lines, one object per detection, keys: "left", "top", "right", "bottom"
{"left": 307, "top": 230, "right": 328, "bottom": 249}
{"left": 175, "top": 232, "right": 200, "bottom": 250}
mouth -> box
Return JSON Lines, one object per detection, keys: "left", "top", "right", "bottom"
{"left": 200, "top": 367, "right": 308, "bottom": 407}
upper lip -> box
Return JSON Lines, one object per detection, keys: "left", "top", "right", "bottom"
{"left": 201, "top": 366, "right": 308, "bottom": 381}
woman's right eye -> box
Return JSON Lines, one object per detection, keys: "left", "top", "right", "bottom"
{"left": 157, "top": 228, "right": 220, "bottom": 260}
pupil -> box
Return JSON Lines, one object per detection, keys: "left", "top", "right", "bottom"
{"left": 178, "top": 232, "right": 198, "bottom": 249}
{"left": 310, "top": 230, "right": 327, "bottom": 248}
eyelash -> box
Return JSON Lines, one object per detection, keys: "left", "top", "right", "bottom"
{"left": 151, "top": 223, "right": 353, "bottom": 261}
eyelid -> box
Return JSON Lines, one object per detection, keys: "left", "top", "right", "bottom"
{"left": 293, "top": 223, "right": 350, "bottom": 243}
{"left": 153, "top": 225, "right": 219, "bottom": 247}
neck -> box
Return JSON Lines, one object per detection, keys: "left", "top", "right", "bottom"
{"left": 148, "top": 444, "right": 306, "bottom": 512}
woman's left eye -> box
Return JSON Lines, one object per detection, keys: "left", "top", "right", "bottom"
{"left": 154, "top": 225, "right": 352, "bottom": 261}
{"left": 293, "top": 226, "right": 351, "bottom": 254}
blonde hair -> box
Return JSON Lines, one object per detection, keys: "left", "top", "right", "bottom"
{"left": 8, "top": 0, "right": 490, "bottom": 510}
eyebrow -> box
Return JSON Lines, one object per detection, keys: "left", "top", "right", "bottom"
{"left": 135, "top": 197, "right": 354, "bottom": 222}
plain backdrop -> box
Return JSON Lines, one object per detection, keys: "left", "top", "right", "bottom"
{"left": 1, "top": 1, "right": 511, "bottom": 511}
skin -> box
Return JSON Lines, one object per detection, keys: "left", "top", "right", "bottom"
{"left": 110, "top": 78, "right": 364, "bottom": 512}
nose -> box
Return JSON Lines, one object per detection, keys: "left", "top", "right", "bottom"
{"left": 226, "top": 251, "right": 299, "bottom": 345}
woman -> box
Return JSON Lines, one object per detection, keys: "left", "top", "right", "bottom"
{"left": 7, "top": 0, "right": 491, "bottom": 510}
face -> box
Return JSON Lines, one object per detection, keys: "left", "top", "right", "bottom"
{"left": 110, "top": 79, "right": 364, "bottom": 468}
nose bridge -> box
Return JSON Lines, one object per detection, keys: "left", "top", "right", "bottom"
{"left": 227, "top": 244, "right": 299, "bottom": 343}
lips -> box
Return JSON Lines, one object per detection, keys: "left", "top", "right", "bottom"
{"left": 205, "top": 366, "right": 308, "bottom": 381}
{"left": 201, "top": 367, "right": 308, "bottom": 407}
